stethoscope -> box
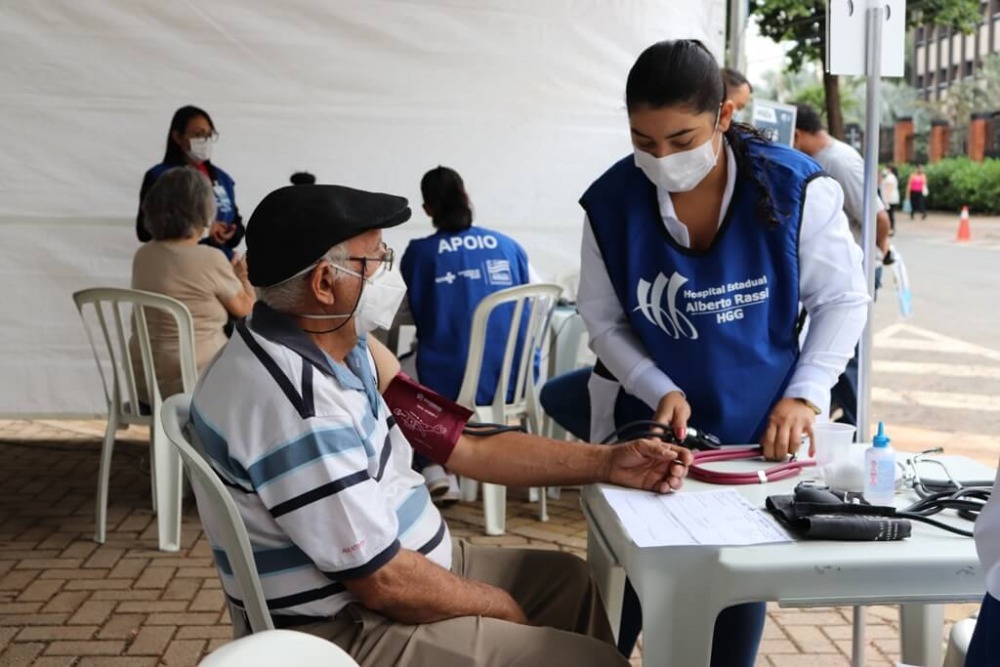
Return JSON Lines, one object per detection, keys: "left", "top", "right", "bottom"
{"left": 893, "top": 448, "right": 992, "bottom": 537}
{"left": 601, "top": 420, "right": 815, "bottom": 485}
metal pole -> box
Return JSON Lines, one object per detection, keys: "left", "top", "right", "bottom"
{"left": 858, "top": 5, "right": 882, "bottom": 447}
{"left": 727, "top": 0, "right": 748, "bottom": 70}
{"left": 851, "top": 7, "right": 884, "bottom": 667}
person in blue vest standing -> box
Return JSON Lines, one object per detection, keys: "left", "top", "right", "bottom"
{"left": 137, "top": 105, "right": 244, "bottom": 259}
{"left": 578, "top": 40, "right": 869, "bottom": 666}
{"left": 400, "top": 166, "right": 532, "bottom": 502}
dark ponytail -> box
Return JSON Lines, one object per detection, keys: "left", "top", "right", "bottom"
{"left": 421, "top": 166, "right": 473, "bottom": 232}
{"left": 626, "top": 40, "right": 779, "bottom": 228}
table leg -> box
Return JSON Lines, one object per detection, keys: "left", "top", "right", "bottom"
{"left": 851, "top": 606, "right": 866, "bottom": 666}
{"left": 899, "top": 603, "right": 944, "bottom": 667}
{"left": 633, "top": 570, "right": 719, "bottom": 667}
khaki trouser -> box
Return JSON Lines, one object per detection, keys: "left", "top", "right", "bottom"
{"left": 301, "top": 541, "right": 627, "bottom": 666}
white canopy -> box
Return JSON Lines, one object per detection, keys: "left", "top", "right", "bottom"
{"left": 0, "top": 1, "right": 725, "bottom": 416}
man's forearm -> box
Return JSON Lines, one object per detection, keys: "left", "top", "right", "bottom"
{"left": 876, "top": 210, "right": 891, "bottom": 252}
{"left": 446, "top": 431, "right": 610, "bottom": 488}
{"left": 347, "top": 549, "right": 524, "bottom": 625}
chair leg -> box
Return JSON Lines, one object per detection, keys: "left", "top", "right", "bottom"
{"left": 482, "top": 482, "right": 506, "bottom": 536}
{"left": 149, "top": 435, "right": 158, "bottom": 513}
{"left": 94, "top": 408, "right": 118, "bottom": 544}
{"left": 538, "top": 487, "right": 549, "bottom": 523}
{"left": 151, "top": 413, "right": 183, "bottom": 552}
{"left": 460, "top": 476, "right": 479, "bottom": 503}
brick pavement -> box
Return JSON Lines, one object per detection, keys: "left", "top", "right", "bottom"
{"left": 0, "top": 419, "right": 982, "bottom": 666}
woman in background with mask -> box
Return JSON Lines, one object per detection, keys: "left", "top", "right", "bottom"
{"left": 136, "top": 105, "right": 244, "bottom": 259}
{"left": 578, "top": 40, "right": 869, "bottom": 665}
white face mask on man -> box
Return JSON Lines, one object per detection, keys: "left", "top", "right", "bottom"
{"left": 633, "top": 108, "right": 722, "bottom": 193}
{"left": 299, "top": 260, "right": 407, "bottom": 335}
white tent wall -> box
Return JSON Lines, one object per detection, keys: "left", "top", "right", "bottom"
{"left": 0, "top": 1, "right": 726, "bottom": 416}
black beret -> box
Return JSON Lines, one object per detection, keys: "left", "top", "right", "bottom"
{"left": 246, "top": 184, "right": 410, "bottom": 287}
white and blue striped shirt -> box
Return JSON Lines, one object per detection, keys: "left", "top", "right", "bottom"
{"left": 191, "top": 303, "right": 450, "bottom": 618}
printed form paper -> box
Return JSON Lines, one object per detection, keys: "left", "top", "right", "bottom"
{"left": 601, "top": 488, "right": 793, "bottom": 548}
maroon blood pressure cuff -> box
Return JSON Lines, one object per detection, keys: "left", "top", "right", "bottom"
{"left": 383, "top": 372, "right": 473, "bottom": 465}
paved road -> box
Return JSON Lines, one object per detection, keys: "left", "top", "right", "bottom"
{"left": 868, "top": 212, "right": 1000, "bottom": 464}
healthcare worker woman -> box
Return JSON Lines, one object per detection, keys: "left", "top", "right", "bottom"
{"left": 577, "top": 40, "right": 869, "bottom": 665}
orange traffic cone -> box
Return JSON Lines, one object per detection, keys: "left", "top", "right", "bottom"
{"left": 957, "top": 206, "right": 971, "bottom": 241}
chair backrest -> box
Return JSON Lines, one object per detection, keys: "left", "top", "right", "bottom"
{"left": 456, "top": 283, "right": 563, "bottom": 428}
{"left": 199, "top": 629, "right": 359, "bottom": 667}
{"left": 161, "top": 393, "right": 274, "bottom": 635}
{"left": 73, "top": 287, "right": 197, "bottom": 418}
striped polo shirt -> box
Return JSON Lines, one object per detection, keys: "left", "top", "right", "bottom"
{"left": 190, "top": 303, "right": 450, "bottom": 619}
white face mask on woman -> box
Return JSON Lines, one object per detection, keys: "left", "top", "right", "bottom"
{"left": 299, "top": 261, "right": 407, "bottom": 335}
{"left": 188, "top": 137, "right": 214, "bottom": 163}
{"left": 633, "top": 108, "right": 722, "bottom": 193}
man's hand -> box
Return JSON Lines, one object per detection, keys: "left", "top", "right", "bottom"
{"left": 605, "top": 438, "right": 693, "bottom": 494}
{"left": 209, "top": 221, "right": 236, "bottom": 244}
{"left": 652, "top": 391, "right": 691, "bottom": 442}
{"left": 760, "top": 398, "right": 816, "bottom": 461}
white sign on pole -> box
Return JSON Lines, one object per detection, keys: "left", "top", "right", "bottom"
{"left": 827, "top": 0, "right": 906, "bottom": 77}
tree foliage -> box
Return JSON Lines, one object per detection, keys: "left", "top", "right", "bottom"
{"left": 749, "top": 0, "right": 981, "bottom": 74}
{"left": 749, "top": 0, "right": 981, "bottom": 136}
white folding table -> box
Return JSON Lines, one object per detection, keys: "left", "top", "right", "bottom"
{"left": 583, "top": 458, "right": 989, "bottom": 667}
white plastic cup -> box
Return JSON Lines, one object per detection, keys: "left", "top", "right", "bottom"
{"left": 811, "top": 423, "right": 857, "bottom": 485}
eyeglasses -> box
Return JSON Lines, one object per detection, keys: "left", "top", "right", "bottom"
{"left": 284, "top": 242, "right": 395, "bottom": 283}
{"left": 187, "top": 130, "right": 219, "bottom": 142}
{"left": 347, "top": 242, "right": 394, "bottom": 274}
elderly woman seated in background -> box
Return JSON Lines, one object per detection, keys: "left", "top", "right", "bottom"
{"left": 130, "top": 167, "right": 255, "bottom": 401}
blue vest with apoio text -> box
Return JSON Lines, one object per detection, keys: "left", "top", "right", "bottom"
{"left": 581, "top": 139, "right": 823, "bottom": 444}
{"left": 400, "top": 226, "right": 531, "bottom": 405}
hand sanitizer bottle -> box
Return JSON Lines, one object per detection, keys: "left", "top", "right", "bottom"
{"left": 864, "top": 422, "right": 896, "bottom": 507}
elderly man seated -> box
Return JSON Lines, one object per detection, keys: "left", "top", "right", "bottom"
{"left": 190, "top": 184, "right": 692, "bottom": 666}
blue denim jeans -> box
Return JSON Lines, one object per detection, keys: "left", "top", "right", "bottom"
{"left": 967, "top": 593, "right": 999, "bottom": 666}
{"left": 539, "top": 367, "right": 593, "bottom": 441}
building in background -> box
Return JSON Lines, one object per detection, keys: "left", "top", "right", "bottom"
{"left": 912, "top": 1, "right": 1000, "bottom": 101}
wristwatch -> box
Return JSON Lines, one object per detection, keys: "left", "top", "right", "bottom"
{"left": 795, "top": 398, "right": 822, "bottom": 415}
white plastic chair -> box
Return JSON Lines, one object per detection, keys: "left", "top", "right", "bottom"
{"left": 73, "top": 287, "right": 196, "bottom": 552}
{"left": 198, "top": 629, "right": 359, "bottom": 667}
{"left": 457, "top": 283, "right": 563, "bottom": 535}
{"left": 162, "top": 393, "right": 273, "bottom": 637}
{"left": 943, "top": 614, "right": 977, "bottom": 667}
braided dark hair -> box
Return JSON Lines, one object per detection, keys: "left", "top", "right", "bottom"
{"left": 421, "top": 166, "right": 473, "bottom": 232}
{"left": 625, "top": 40, "right": 779, "bottom": 227}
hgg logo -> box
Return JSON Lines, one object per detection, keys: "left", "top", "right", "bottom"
{"left": 634, "top": 272, "right": 699, "bottom": 339}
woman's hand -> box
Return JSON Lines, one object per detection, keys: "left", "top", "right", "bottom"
{"left": 210, "top": 222, "right": 236, "bottom": 244}
{"left": 760, "top": 398, "right": 816, "bottom": 461}
{"left": 231, "top": 254, "right": 249, "bottom": 283}
{"left": 652, "top": 391, "right": 691, "bottom": 442}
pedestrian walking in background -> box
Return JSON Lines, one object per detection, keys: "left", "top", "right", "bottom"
{"left": 880, "top": 166, "right": 900, "bottom": 235}
{"left": 906, "top": 165, "right": 928, "bottom": 220}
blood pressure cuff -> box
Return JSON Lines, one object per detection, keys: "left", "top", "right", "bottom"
{"left": 766, "top": 488, "right": 912, "bottom": 541}
{"left": 382, "top": 372, "right": 473, "bottom": 466}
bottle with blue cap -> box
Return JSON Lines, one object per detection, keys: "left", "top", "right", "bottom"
{"left": 864, "top": 422, "right": 896, "bottom": 506}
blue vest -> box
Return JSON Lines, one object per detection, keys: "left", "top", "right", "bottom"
{"left": 400, "top": 227, "right": 531, "bottom": 404}
{"left": 581, "top": 139, "right": 823, "bottom": 444}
